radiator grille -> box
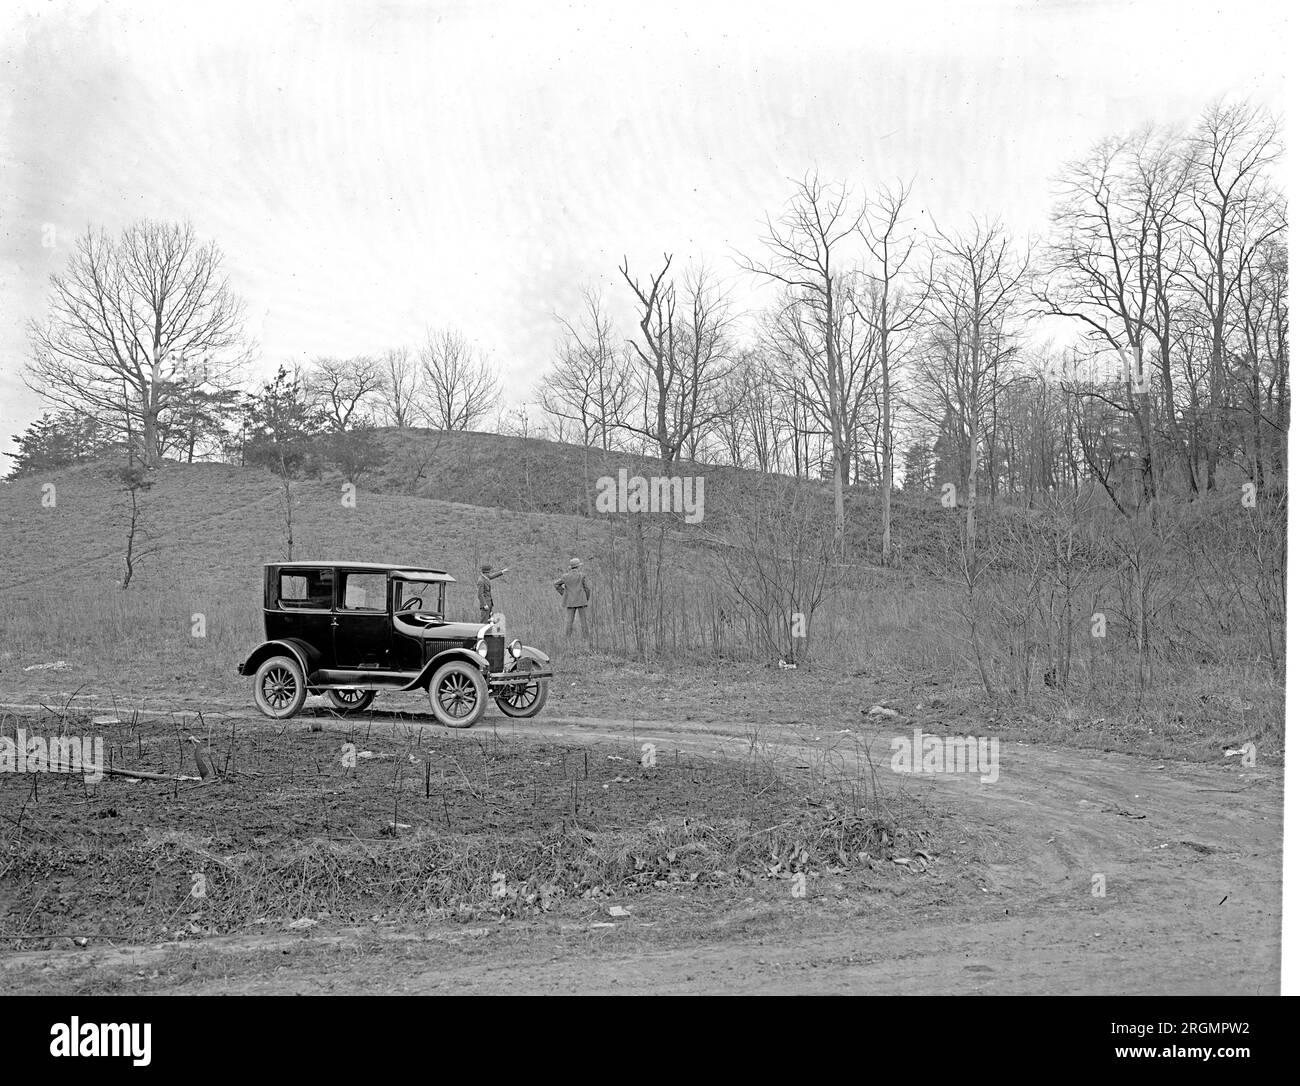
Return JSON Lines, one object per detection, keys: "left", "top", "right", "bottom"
{"left": 485, "top": 635, "right": 505, "bottom": 673}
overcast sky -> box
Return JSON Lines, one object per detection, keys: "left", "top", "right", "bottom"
{"left": 0, "top": 0, "right": 1288, "bottom": 459}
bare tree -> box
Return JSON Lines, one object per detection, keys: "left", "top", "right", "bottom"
{"left": 308, "top": 355, "right": 384, "bottom": 431}
{"left": 1179, "top": 101, "right": 1283, "bottom": 491}
{"left": 113, "top": 465, "right": 160, "bottom": 588}
{"left": 618, "top": 256, "right": 735, "bottom": 464}
{"left": 417, "top": 327, "right": 502, "bottom": 430}
{"left": 711, "top": 475, "right": 842, "bottom": 664}
{"left": 539, "top": 288, "right": 634, "bottom": 450}
{"left": 379, "top": 347, "right": 422, "bottom": 428}
{"left": 1038, "top": 133, "right": 1185, "bottom": 511}
{"left": 754, "top": 314, "right": 820, "bottom": 478}
{"left": 856, "top": 181, "right": 930, "bottom": 564}
{"left": 741, "top": 171, "right": 865, "bottom": 550}
{"left": 26, "top": 220, "right": 249, "bottom": 468}
{"left": 676, "top": 264, "right": 738, "bottom": 461}
{"left": 1030, "top": 105, "right": 1284, "bottom": 508}
{"left": 737, "top": 348, "right": 786, "bottom": 473}
{"left": 923, "top": 219, "right": 1029, "bottom": 562}
{"left": 714, "top": 350, "right": 781, "bottom": 469}
{"left": 766, "top": 278, "right": 879, "bottom": 485}
{"left": 1232, "top": 228, "right": 1289, "bottom": 488}
{"left": 279, "top": 471, "right": 296, "bottom": 560}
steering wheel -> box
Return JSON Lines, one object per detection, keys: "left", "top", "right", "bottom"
{"left": 398, "top": 596, "right": 423, "bottom": 612}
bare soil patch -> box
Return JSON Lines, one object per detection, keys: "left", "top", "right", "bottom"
{"left": 0, "top": 705, "right": 945, "bottom": 955}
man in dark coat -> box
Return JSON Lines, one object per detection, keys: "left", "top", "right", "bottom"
{"left": 553, "top": 557, "right": 591, "bottom": 639}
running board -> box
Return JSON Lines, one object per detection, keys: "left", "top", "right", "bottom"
{"left": 309, "top": 667, "right": 553, "bottom": 692}
{"left": 310, "top": 669, "right": 421, "bottom": 690}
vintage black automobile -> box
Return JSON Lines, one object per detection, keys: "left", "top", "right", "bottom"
{"left": 237, "top": 561, "right": 552, "bottom": 727}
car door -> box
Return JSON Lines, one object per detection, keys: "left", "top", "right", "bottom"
{"left": 390, "top": 578, "right": 430, "bottom": 670}
{"left": 333, "top": 569, "right": 391, "bottom": 669}
{"left": 268, "top": 566, "right": 337, "bottom": 669}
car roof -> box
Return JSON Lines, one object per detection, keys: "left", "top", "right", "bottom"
{"left": 267, "top": 561, "right": 454, "bottom": 581}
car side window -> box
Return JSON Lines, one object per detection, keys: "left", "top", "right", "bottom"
{"left": 341, "top": 572, "right": 387, "bottom": 612}
{"left": 278, "top": 569, "right": 334, "bottom": 609}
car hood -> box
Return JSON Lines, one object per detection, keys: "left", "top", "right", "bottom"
{"left": 393, "top": 616, "right": 489, "bottom": 640}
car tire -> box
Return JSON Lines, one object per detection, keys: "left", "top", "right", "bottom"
{"left": 494, "top": 660, "right": 549, "bottom": 718}
{"left": 428, "top": 660, "right": 488, "bottom": 728}
{"left": 253, "top": 655, "right": 308, "bottom": 719}
{"left": 326, "top": 689, "right": 375, "bottom": 713}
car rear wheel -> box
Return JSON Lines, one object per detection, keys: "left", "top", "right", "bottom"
{"left": 494, "top": 660, "right": 549, "bottom": 718}
{"left": 253, "top": 655, "right": 307, "bottom": 719}
{"left": 326, "top": 688, "right": 375, "bottom": 713}
{"left": 428, "top": 661, "right": 487, "bottom": 728}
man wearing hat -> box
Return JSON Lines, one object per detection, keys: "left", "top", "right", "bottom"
{"left": 553, "top": 557, "right": 592, "bottom": 640}
{"left": 476, "top": 562, "right": 509, "bottom": 623}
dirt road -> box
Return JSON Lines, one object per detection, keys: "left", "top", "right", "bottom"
{"left": 0, "top": 696, "right": 1283, "bottom": 994}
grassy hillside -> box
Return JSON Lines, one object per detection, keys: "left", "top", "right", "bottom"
{"left": 0, "top": 457, "right": 945, "bottom": 688}
{"left": 0, "top": 460, "right": 619, "bottom": 686}
{"left": 0, "top": 434, "right": 1283, "bottom": 757}
{"left": 368, "top": 428, "right": 961, "bottom": 564}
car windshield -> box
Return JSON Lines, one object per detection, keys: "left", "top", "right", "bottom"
{"left": 395, "top": 579, "right": 443, "bottom": 617}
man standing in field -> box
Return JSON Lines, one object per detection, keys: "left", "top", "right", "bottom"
{"left": 477, "top": 563, "right": 508, "bottom": 623}
{"left": 554, "top": 557, "right": 592, "bottom": 640}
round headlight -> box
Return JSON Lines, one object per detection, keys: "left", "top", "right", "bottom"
{"left": 508, "top": 639, "right": 523, "bottom": 659}
{"left": 474, "top": 639, "right": 487, "bottom": 656}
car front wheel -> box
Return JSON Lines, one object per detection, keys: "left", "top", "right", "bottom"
{"left": 494, "top": 660, "right": 549, "bottom": 718}
{"left": 326, "top": 688, "right": 375, "bottom": 713}
{"left": 428, "top": 660, "right": 488, "bottom": 728}
{"left": 253, "top": 655, "right": 307, "bottom": 719}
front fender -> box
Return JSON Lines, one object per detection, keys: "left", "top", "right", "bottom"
{"left": 401, "top": 647, "right": 489, "bottom": 691}
{"left": 237, "top": 638, "right": 322, "bottom": 680}
{"left": 515, "top": 645, "right": 550, "bottom": 667}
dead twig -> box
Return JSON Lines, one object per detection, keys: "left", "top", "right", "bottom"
{"left": 84, "top": 765, "right": 199, "bottom": 782}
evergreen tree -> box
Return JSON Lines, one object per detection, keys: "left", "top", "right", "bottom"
{"left": 5, "top": 411, "right": 116, "bottom": 478}
{"left": 243, "top": 366, "right": 324, "bottom": 477}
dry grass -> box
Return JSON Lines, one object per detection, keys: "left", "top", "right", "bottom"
{"left": 0, "top": 455, "right": 1283, "bottom": 755}
{"left": 0, "top": 459, "right": 949, "bottom": 676}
